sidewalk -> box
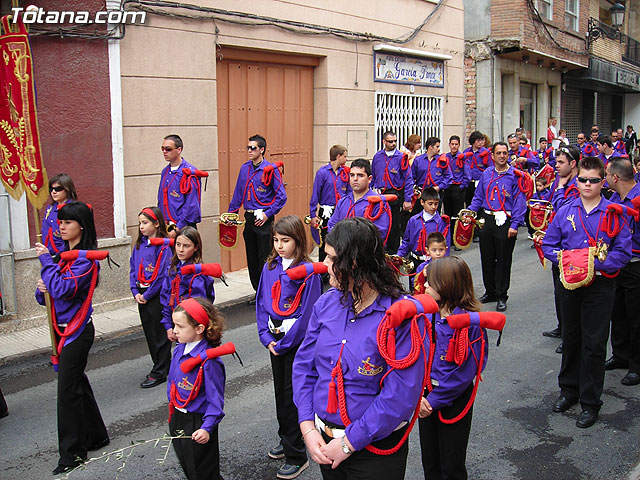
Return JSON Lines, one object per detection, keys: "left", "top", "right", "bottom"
{"left": 0, "top": 268, "right": 255, "bottom": 365}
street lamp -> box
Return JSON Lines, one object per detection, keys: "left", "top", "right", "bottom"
{"left": 587, "top": 2, "right": 626, "bottom": 48}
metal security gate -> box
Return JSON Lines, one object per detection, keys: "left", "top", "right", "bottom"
{"left": 563, "top": 86, "right": 583, "bottom": 143}
{"left": 375, "top": 92, "right": 443, "bottom": 151}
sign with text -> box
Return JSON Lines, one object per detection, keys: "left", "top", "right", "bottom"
{"left": 374, "top": 52, "right": 444, "bottom": 87}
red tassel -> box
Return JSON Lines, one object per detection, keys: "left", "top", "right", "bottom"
{"left": 326, "top": 379, "right": 338, "bottom": 414}
{"left": 387, "top": 330, "right": 397, "bottom": 359}
{"left": 445, "top": 336, "right": 456, "bottom": 363}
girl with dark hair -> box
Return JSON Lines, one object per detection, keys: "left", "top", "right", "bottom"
{"left": 160, "top": 226, "right": 214, "bottom": 343}
{"left": 256, "top": 215, "right": 321, "bottom": 479}
{"left": 292, "top": 217, "right": 426, "bottom": 480}
{"left": 34, "top": 201, "right": 109, "bottom": 475}
{"left": 419, "top": 256, "right": 489, "bottom": 480}
{"left": 42, "top": 173, "right": 78, "bottom": 255}
{"left": 130, "top": 206, "right": 172, "bottom": 388}
{"left": 168, "top": 297, "right": 228, "bottom": 480}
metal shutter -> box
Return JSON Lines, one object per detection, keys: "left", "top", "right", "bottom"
{"left": 562, "top": 86, "right": 582, "bottom": 143}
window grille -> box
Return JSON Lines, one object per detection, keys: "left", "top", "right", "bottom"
{"left": 375, "top": 92, "right": 443, "bottom": 152}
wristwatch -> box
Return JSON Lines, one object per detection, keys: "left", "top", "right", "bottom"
{"left": 341, "top": 436, "right": 353, "bottom": 455}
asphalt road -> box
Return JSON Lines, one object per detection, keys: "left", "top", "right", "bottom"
{"left": 1, "top": 236, "right": 639, "bottom": 480}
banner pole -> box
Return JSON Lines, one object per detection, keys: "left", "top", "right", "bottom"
{"left": 32, "top": 205, "right": 57, "bottom": 359}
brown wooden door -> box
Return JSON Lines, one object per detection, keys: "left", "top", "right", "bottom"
{"left": 218, "top": 54, "right": 314, "bottom": 273}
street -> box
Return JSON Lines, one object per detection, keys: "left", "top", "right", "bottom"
{"left": 1, "top": 236, "right": 639, "bottom": 480}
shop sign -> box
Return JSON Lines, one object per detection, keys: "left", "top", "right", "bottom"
{"left": 374, "top": 52, "right": 444, "bottom": 87}
{"left": 617, "top": 70, "right": 639, "bottom": 90}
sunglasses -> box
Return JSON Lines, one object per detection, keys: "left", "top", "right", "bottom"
{"left": 161, "top": 146, "right": 174, "bottom": 152}
{"left": 247, "top": 145, "right": 259, "bottom": 151}
{"left": 50, "top": 186, "right": 65, "bottom": 193}
{"left": 556, "top": 147, "right": 576, "bottom": 161}
{"left": 577, "top": 176, "right": 602, "bottom": 184}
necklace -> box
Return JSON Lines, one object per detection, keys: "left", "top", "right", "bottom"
{"left": 353, "top": 289, "right": 378, "bottom": 315}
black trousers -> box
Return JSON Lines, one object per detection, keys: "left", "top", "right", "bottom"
{"left": 57, "top": 322, "right": 108, "bottom": 466}
{"left": 318, "top": 214, "right": 330, "bottom": 262}
{"left": 270, "top": 347, "right": 307, "bottom": 466}
{"left": 556, "top": 275, "right": 615, "bottom": 411}
{"left": 383, "top": 188, "right": 404, "bottom": 254}
{"left": 243, "top": 213, "right": 274, "bottom": 291}
{"left": 477, "top": 212, "right": 516, "bottom": 300}
{"left": 464, "top": 182, "right": 476, "bottom": 208}
{"left": 138, "top": 294, "right": 171, "bottom": 380}
{"left": 0, "top": 387, "right": 7, "bottom": 416}
{"left": 419, "top": 384, "right": 474, "bottom": 480}
{"left": 443, "top": 186, "right": 466, "bottom": 245}
{"left": 319, "top": 427, "right": 409, "bottom": 480}
{"left": 610, "top": 261, "right": 640, "bottom": 374}
{"left": 551, "top": 264, "right": 563, "bottom": 333}
{"left": 170, "top": 410, "right": 221, "bottom": 480}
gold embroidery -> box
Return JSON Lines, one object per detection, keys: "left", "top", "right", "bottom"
{"left": 567, "top": 214, "right": 576, "bottom": 232}
{"left": 177, "top": 376, "right": 194, "bottom": 391}
{"left": 357, "top": 357, "right": 383, "bottom": 376}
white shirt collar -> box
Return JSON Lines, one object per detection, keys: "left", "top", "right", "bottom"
{"left": 422, "top": 211, "right": 435, "bottom": 222}
{"left": 183, "top": 340, "right": 201, "bottom": 355}
{"left": 281, "top": 257, "right": 294, "bottom": 270}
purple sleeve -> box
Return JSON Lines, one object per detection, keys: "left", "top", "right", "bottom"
{"left": 439, "top": 163, "right": 452, "bottom": 191}
{"left": 510, "top": 179, "right": 528, "bottom": 229}
{"left": 264, "top": 168, "right": 288, "bottom": 219}
{"left": 176, "top": 176, "right": 202, "bottom": 229}
{"left": 228, "top": 165, "right": 246, "bottom": 213}
{"left": 274, "top": 273, "right": 323, "bottom": 354}
{"left": 327, "top": 197, "right": 345, "bottom": 232}
{"left": 462, "top": 161, "right": 471, "bottom": 189}
{"left": 597, "top": 218, "right": 632, "bottom": 272}
{"left": 396, "top": 218, "right": 413, "bottom": 257}
{"left": 427, "top": 327, "right": 486, "bottom": 411}
{"left": 39, "top": 254, "right": 92, "bottom": 299}
{"left": 541, "top": 211, "right": 563, "bottom": 265}
{"left": 256, "top": 265, "right": 275, "bottom": 348}
{"left": 200, "top": 358, "right": 226, "bottom": 432}
{"left": 404, "top": 166, "right": 414, "bottom": 203}
{"left": 344, "top": 318, "right": 426, "bottom": 450}
{"left": 157, "top": 168, "right": 165, "bottom": 211}
{"left": 160, "top": 275, "right": 174, "bottom": 330}
{"left": 310, "top": 168, "right": 323, "bottom": 217}
{"left": 190, "top": 274, "right": 215, "bottom": 304}
{"left": 129, "top": 247, "right": 140, "bottom": 297}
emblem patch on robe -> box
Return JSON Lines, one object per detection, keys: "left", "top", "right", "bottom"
{"left": 257, "top": 185, "right": 267, "bottom": 193}
{"left": 178, "top": 376, "right": 194, "bottom": 391}
{"left": 170, "top": 190, "right": 180, "bottom": 198}
{"left": 145, "top": 263, "right": 155, "bottom": 273}
{"left": 358, "top": 357, "right": 383, "bottom": 376}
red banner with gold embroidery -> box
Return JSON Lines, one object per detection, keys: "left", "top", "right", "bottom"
{"left": 0, "top": 16, "right": 48, "bottom": 209}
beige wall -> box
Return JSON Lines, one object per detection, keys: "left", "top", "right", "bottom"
{"left": 120, "top": 0, "right": 465, "bottom": 265}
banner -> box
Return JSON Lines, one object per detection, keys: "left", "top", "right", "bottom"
{"left": 0, "top": 16, "right": 48, "bottom": 209}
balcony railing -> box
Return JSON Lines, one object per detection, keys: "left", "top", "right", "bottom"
{"left": 623, "top": 34, "right": 640, "bottom": 68}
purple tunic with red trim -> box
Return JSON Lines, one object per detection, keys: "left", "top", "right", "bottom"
{"left": 157, "top": 158, "right": 202, "bottom": 229}
{"left": 309, "top": 164, "right": 351, "bottom": 217}
{"left": 327, "top": 189, "right": 391, "bottom": 243}
{"left": 541, "top": 196, "right": 631, "bottom": 273}
{"left": 446, "top": 152, "right": 471, "bottom": 189}
{"left": 228, "top": 159, "right": 287, "bottom": 219}
{"left": 508, "top": 146, "right": 539, "bottom": 172}
{"left": 609, "top": 182, "right": 640, "bottom": 258}
{"left": 292, "top": 290, "right": 426, "bottom": 451}
{"left": 41, "top": 202, "right": 69, "bottom": 255}
{"left": 160, "top": 261, "right": 215, "bottom": 330}
{"left": 256, "top": 257, "right": 322, "bottom": 354}
{"left": 397, "top": 212, "right": 450, "bottom": 258}
{"left": 35, "top": 253, "right": 98, "bottom": 347}
{"left": 548, "top": 175, "right": 579, "bottom": 212}
{"left": 129, "top": 236, "right": 172, "bottom": 301}
{"left": 412, "top": 154, "right": 452, "bottom": 191}
{"left": 427, "top": 308, "right": 487, "bottom": 411}
{"left": 167, "top": 339, "right": 225, "bottom": 432}
{"left": 463, "top": 146, "right": 493, "bottom": 181}
{"left": 371, "top": 149, "right": 415, "bottom": 202}
{"left": 468, "top": 166, "right": 527, "bottom": 228}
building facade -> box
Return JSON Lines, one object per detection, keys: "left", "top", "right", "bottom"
{"left": 1, "top": 0, "right": 465, "bottom": 327}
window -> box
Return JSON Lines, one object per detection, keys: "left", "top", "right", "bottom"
{"left": 375, "top": 92, "right": 442, "bottom": 153}
{"left": 565, "top": 0, "right": 579, "bottom": 31}
{"left": 538, "top": 0, "right": 553, "bottom": 21}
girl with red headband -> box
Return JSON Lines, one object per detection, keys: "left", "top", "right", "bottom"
{"left": 130, "top": 206, "right": 172, "bottom": 389}
{"left": 168, "top": 297, "right": 226, "bottom": 480}
{"left": 160, "top": 226, "right": 215, "bottom": 342}
{"left": 256, "top": 215, "right": 322, "bottom": 479}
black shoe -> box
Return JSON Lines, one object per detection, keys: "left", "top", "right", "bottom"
{"left": 268, "top": 444, "right": 285, "bottom": 460}
{"left": 552, "top": 395, "right": 578, "bottom": 413}
{"left": 496, "top": 299, "right": 507, "bottom": 312}
{"left": 604, "top": 356, "right": 628, "bottom": 371}
{"left": 543, "top": 327, "right": 561, "bottom": 338}
{"left": 88, "top": 437, "right": 110, "bottom": 451}
{"left": 473, "top": 236, "right": 480, "bottom": 243}
{"left": 479, "top": 293, "right": 497, "bottom": 304}
{"left": 140, "top": 376, "right": 165, "bottom": 389}
{"left": 555, "top": 343, "right": 563, "bottom": 354}
{"left": 277, "top": 461, "right": 309, "bottom": 479}
{"left": 621, "top": 372, "right": 640, "bottom": 386}
{"left": 576, "top": 409, "right": 598, "bottom": 428}
{"left": 52, "top": 462, "right": 82, "bottom": 475}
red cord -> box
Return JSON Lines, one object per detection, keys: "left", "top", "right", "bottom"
{"left": 168, "top": 363, "right": 206, "bottom": 422}
{"left": 270, "top": 274, "right": 313, "bottom": 316}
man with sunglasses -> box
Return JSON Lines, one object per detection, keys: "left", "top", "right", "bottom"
{"left": 227, "top": 134, "right": 287, "bottom": 295}
{"left": 542, "top": 156, "right": 631, "bottom": 428}
{"left": 158, "top": 134, "right": 203, "bottom": 238}
{"left": 468, "top": 141, "right": 527, "bottom": 312}
{"left": 605, "top": 157, "right": 640, "bottom": 386}
{"left": 507, "top": 134, "right": 539, "bottom": 173}
{"left": 541, "top": 145, "right": 581, "bottom": 350}
{"left": 575, "top": 132, "right": 597, "bottom": 158}
{"left": 371, "top": 130, "right": 414, "bottom": 254}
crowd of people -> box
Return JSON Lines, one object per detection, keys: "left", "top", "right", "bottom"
{"left": 11, "top": 125, "right": 640, "bottom": 480}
